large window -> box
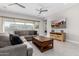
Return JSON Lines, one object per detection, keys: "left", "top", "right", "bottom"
{"left": 4, "top": 21, "right": 15, "bottom": 32}
{"left": 4, "top": 18, "right": 36, "bottom": 33}
{"left": 15, "top": 22, "right": 34, "bottom": 30}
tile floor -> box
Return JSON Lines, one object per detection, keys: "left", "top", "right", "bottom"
{"left": 29, "top": 40, "right": 79, "bottom": 56}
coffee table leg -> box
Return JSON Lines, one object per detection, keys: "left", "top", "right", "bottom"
{"left": 40, "top": 47, "right": 44, "bottom": 52}
{"left": 52, "top": 40, "right": 53, "bottom": 48}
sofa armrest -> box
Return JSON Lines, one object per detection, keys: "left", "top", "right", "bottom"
{"left": 20, "top": 36, "right": 33, "bottom": 56}
{"left": 26, "top": 42, "right": 33, "bottom": 56}
{"left": 20, "top": 36, "right": 27, "bottom": 42}
{"left": 0, "top": 43, "right": 27, "bottom": 56}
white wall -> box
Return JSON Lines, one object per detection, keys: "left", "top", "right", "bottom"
{"left": 47, "top": 18, "right": 52, "bottom": 37}
{"left": 50, "top": 4, "right": 79, "bottom": 43}
{"left": 39, "top": 20, "right": 45, "bottom": 36}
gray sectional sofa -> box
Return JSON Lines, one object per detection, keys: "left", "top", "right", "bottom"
{"left": 14, "top": 30, "right": 37, "bottom": 41}
{"left": 0, "top": 33, "right": 33, "bottom": 56}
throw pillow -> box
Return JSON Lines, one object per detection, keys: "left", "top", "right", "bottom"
{"left": 9, "top": 34, "right": 23, "bottom": 45}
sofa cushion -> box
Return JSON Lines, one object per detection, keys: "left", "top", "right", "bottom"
{"left": 9, "top": 34, "right": 23, "bottom": 45}
{"left": 28, "top": 31, "right": 34, "bottom": 35}
{"left": 15, "top": 30, "right": 37, "bottom": 35}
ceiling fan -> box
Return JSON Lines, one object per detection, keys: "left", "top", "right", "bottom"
{"left": 8, "top": 3, "right": 26, "bottom": 8}
{"left": 36, "top": 8, "right": 48, "bottom": 14}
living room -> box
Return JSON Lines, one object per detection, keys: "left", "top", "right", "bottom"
{"left": 0, "top": 2, "right": 79, "bottom": 56}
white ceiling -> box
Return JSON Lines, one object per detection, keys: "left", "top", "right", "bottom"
{"left": 0, "top": 3, "right": 77, "bottom": 19}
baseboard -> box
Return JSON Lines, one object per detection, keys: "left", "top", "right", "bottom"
{"left": 67, "top": 40, "right": 79, "bottom": 44}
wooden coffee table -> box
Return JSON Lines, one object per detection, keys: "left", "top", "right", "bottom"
{"left": 32, "top": 36, "right": 53, "bottom": 52}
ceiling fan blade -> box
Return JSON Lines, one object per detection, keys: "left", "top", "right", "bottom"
{"left": 45, "top": 10, "right": 48, "bottom": 11}
{"left": 42, "top": 10, "right": 48, "bottom": 12}
{"left": 36, "top": 8, "right": 48, "bottom": 14}
{"left": 8, "top": 3, "right": 15, "bottom": 6}
{"left": 39, "top": 11, "right": 41, "bottom": 14}
{"left": 8, "top": 3, "right": 25, "bottom": 8}
{"left": 15, "top": 3, "right": 26, "bottom": 8}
